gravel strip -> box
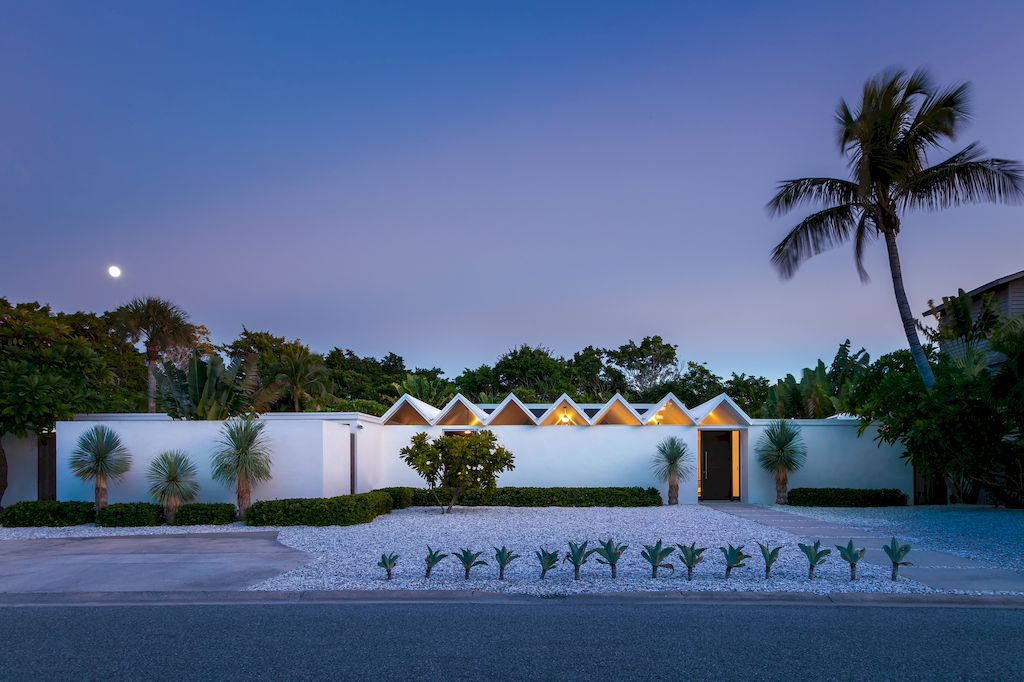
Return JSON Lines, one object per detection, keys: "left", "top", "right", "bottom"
{"left": 250, "top": 505, "right": 933, "bottom": 595}
{"left": 772, "top": 505, "right": 1024, "bottom": 576}
{"left": 0, "top": 522, "right": 269, "bottom": 539}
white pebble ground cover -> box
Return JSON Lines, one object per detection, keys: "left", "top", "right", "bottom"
{"left": 0, "top": 523, "right": 266, "bottom": 540}
{"left": 776, "top": 505, "right": 1024, "bottom": 576}
{"left": 249, "top": 505, "right": 932, "bottom": 595}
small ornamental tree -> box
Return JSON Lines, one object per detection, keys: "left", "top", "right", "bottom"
{"left": 399, "top": 430, "right": 514, "bottom": 514}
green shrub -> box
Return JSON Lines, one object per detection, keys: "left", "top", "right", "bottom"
{"left": 173, "top": 503, "right": 238, "bottom": 526}
{"left": 373, "top": 487, "right": 417, "bottom": 510}
{"left": 95, "top": 502, "right": 164, "bottom": 527}
{"left": 0, "top": 501, "right": 95, "bottom": 527}
{"left": 408, "top": 486, "right": 662, "bottom": 508}
{"left": 788, "top": 488, "right": 908, "bottom": 507}
{"left": 245, "top": 491, "right": 393, "bottom": 526}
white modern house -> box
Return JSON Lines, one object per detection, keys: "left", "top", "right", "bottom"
{"left": 13, "top": 392, "right": 912, "bottom": 508}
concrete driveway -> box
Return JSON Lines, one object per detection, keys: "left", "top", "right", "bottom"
{"left": 0, "top": 532, "right": 312, "bottom": 592}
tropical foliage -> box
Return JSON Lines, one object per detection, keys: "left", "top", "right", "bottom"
{"left": 836, "top": 540, "right": 866, "bottom": 581}
{"left": 69, "top": 425, "right": 132, "bottom": 510}
{"left": 146, "top": 450, "right": 200, "bottom": 523}
{"left": 758, "top": 542, "right": 783, "bottom": 579}
{"left": 650, "top": 436, "right": 694, "bottom": 505}
{"left": 677, "top": 543, "right": 707, "bottom": 581}
{"left": 377, "top": 552, "right": 398, "bottom": 580}
{"left": 535, "top": 548, "right": 559, "bottom": 579}
{"left": 115, "top": 297, "right": 198, "bottom": 412}
{"left": 720, "top": 544, "right": 751, "bottom": 579}
{"left": 593, "top": 538, "right": 628, "bottom": 579}
{"left": 797, "top": 540, "right": 831, "bottom": 580}
{"left": 455, "top": 548, "right": 487, "bottom": 579}
{"left": 493, "top": 546, "right": 521, "bottom": 580}
{"left": 883, "top": 537, "right": 912, "bottom": 581}
{"left": 564, "top": 541, "right": 594, "bottom": 580}
{"left": 755, "top": 420, "right": 807, "bottom": 504}
{"left": 273, "top": 342, "right": 331, "bottom": 412}
{"left": 424, "top": 546, "right": 448, "bottom": 578}
{"left": 211, "top": 417, "right": 273, "bottom": 517}
{"left": 399, "top": 430, "right": 515, "bottom": 513}
{"left": 156, "top": 350, "right": 278, "bottom": 420}
{"left": 641, "top": 540, "right": 675, "bottom": 578}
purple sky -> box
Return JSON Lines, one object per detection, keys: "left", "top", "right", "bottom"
{"left": 2, "top": 1, "right": 1022, "bottom": 380}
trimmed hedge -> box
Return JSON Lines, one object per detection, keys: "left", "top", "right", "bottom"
{"left": 95, "top": 502, "right": 165, "bottom": 527}
{"left": 374, "top": 487, "right": 417, "bottom": 510}
{"left": 388, "top": 486, "right": 663, "bottom": 508}
{"left": 173, "top": 503, "right": 238, "bottom": 526}
{"left": 0, "top": 501, "right": 95, "bottom": 527}
{"left": 245, "top": 491, "right": 393, "bottom": 526}
{"left": 788, "top": 487, "right": 908, "bottom": 507}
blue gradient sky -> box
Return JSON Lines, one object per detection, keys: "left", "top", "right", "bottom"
{"left": 2, "top": 1, "right": 1022, "bottom": 379}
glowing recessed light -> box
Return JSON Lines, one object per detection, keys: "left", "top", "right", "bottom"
{"left": 107, "top": 265, "right": 122, "bottom": 278}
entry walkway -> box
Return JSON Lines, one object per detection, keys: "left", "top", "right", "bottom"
{"left": 702, "top": 503, "right": 1024, "bottom": 593}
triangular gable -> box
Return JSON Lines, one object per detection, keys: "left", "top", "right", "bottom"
{"left": 537, "top": 394, "right": 591, "bottom": 426}
{"left": 486, "top": 393, "right": 538, "bottom": 426}
{"left": 691, "top": 393, "right": 752, "bottom": 426}
{"left": 433, "top": 394, "right": 489, "bottom": 426}
{"left": 381, "top": 394, "right": 440, "bottom": 426}
{"left": 644, "top": 393, "right": 694, "bottom": 426}
{"left": 591, "top": 393, "right": 643, "bottom": 425}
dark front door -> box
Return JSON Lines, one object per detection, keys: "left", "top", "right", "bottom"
{"left": 701, "top": 431, "right": 733, "bottom": 500}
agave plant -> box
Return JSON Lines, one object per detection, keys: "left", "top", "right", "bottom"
{"left": 424, "top": 546, "right": 448, "bottom": 579}
{"left": 593, "top": 538, "right": 628, "bottom": 579}
{"left": 883, "top": 537, "right": 913, "bottom": 581}
{"left": 641, "top": 540, "right": 675, "bottom": 578}
{"left": 798, "top": 540, "right": 831, "bottom": 580}
{"left": 564, "top": 541, "right": 594, "bottom": 580}
{"left": 677, "top": 543, "right": 707, "bottom": 581}
{"left": 836, "top": 540, "right": 866, "bottom": 581}
{"left": 69, "top": 425, "right": 132, "bottom": 510}
{"left": 720, "top": 544, "right": 751, "bottom": 579}
{"left": 146, "top": 450, "right": 199, "bottom": 523}
{"left": 377, "top": 552, "right": 398, "bottom": 580}
{"left": 758, "top": 542, "right": 783, "bottom": 579}
{"left": 455, "top": 548, "right": 487, "bottom": 580}
{"left": 536, "top": 548, "right": 559, "bottom": 580}
{"left": 494, "top": 546, "right": 521, "bottom": 581}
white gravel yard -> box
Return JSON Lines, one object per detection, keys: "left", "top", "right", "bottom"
{"left": 0, "top": 523, "right": 268, "bottom": 540}
{"left": 249, "top": 505, "right": 932, "bottom": 595}
{"left": 774, "top": 505, "right": 1024, "bottom": 576}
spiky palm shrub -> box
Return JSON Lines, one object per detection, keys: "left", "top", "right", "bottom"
{"left": 69, "top": 426, "right": 132, "bottom": 510}
{"left": 593, "top": 538, "right": 628, "bottom": 579}
{"left": 536, "top": 548, "right": 559, "bottom": 579}
{"left": 836, "top": 540, "right": 866, "bottom": 581}
{"left": 146, "top": 450, "right": 199, "bottom": 523}
{"left": 378, "top": 552, "right": 398, "bottom": 580}
{"left": 883, "top": 537, "right": 913, "bottom": 581}
{"left": 755, "top": 420, "right": 807, "bottom": 504}
{"left": 456, "top": 548, "right": 487, "bottom": 580}
{"left": 211, "top": 417, "right": 273, "bottom": 518}
{"left": 424, "top": 547, "right": 448, "bottom": 578}
{"left": 494, "top": 546, "right": 520, "bottom": 580}
{"left": 641, "top": 540, "right": 675, "bottom": 578}
{"left": 798, "top": 540, "right": 831, "bottom": 580}
{"left": 758, "top": 542, "right": 783, "bottom": 579}
{"left": 651, "top": 436, "right": 694, "bottom": 505}
{"left": 720, "top": 544, "right": 751, "bottom": 579}
{"left": 677, "top": 543, "right": 707, "bottom": 581}
{"left": 564, "top": 541, "right": 594, "bottom": 580}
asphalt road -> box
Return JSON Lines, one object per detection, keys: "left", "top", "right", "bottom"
{"left": 2, "top": 601, "right": 1021, "bottom": 680}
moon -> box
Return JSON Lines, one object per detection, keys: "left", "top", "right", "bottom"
{"left": 107, "top": 265, "right": 122, "bottom": 278}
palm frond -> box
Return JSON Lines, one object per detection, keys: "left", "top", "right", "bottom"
{"left": 852, "top": 211, "right": 879, "bottom": 283}
{"left": 767, "top": 177, "right": 858, "bottom": 217}
{"left": 770, "top": 203, "right": 861, "bottom": 279}
{"left": 69, "top": 425, "right": 132, "bottom": 481}
{"left": 901, "top": 143, "right": 1024, "bottom": 210}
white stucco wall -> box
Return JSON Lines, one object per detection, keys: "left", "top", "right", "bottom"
{"left": 1, "top": 434, "right": 39, "bottom": 505}
{"left": 744, "top": 420, "right": 912, "bottom": 504}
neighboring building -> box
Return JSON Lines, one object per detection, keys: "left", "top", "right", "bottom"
{"left": 33, "top": 392, "right": 914, "bottom": 507}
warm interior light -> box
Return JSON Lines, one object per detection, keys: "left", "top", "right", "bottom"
{"left": 558, "top": 408, "right": 574, "bottom": 425}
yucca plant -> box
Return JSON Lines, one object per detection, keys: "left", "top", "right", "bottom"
{"left": 564, "top": 541, "right": 595, "bottom": 580}
{"left": 758, "top": 542, "right": 783, "bottom": 579}
{"left": 651, "top": 436, "right": 694, "bottom": 505}
{"left": 211, "top": 416, "right": 273, "bottom": 518}
{"left": 377, "top": 552, "right": 398, "bottom": 580}
{"left": 69, "top": 425, "right": 132, "bottom": 510}
{"left": 536, "top": 548, "right": 559, "bottom": 579}
{"left": 146, "top": 450, "right": 199, "bottom": 523}
{"left": 494, "top": 546, "right": 521, "bottom": 580}
{"left": 424, "top": 546, "right": 448, "bottom": 579}
{"left": 455, "top": 548, "right": 487, "bottom": 580}
{"left": 677, "top": 543, "right": 707, "bottom": 581}
{"left": 755, "top": 420, "right": 807, "bottom": 504}
{"left": 836, "top": 540, "right": 866, "bottom": 581}
{"left": 883, "top": 537, "right": 913, "bottom": 581}
{"left": 720, "top": 544, "right": 751, "bottom": 579}
{"left": 593, "top": 538, "right": 628, "bottom": 579}
{"left": 798, "top": 540, "right": 831, "bottom": 580}
{"left": 641, "top": 540, "right": 675, "bottom": 578}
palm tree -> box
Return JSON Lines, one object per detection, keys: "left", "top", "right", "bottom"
{"left": 69, "top": 425, "right": 132, "bottom": 510}
{"left": 390, "top": 373, "right": 454, "bottom": 407}
{"left": 116, "top": 297, "right": 196, "bottom": 412}
{"left": 768, "top": 69, "right": 1023, "bottom": 391}
{"left": 273, "top": 342, "right": 330, "bottom": 412}
{"left": 651, "top": 436, "right": 694, "bottom": 505}
{"left": 211, "top": 416, "right": 273, "bottom": 517}
{"left": 146, "top": 450, "right": 199, "bottom": 523}
{"left": 755, "top": 420, "right": 807, "bottom": 505}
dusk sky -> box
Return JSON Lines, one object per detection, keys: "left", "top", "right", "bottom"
{"left": 2, "top": 1, "right": 1022, "bottom": 381}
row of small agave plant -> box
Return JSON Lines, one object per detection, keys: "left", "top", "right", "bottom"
{"left": 377, "top": 537, "right": 913, "bottom": 582}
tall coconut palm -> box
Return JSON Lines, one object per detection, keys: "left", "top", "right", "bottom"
{"left": 755, "top": 420, "right": 807, "bottom": 505}
{"left": 211, "top": 416, "right": 272, "bottom": 517}
{"left": 273, "top": 342, "right": 330, "bottom": 412}
{"left": 69, "top": 425, "right": 132, "bottom": 510}
{"left": 146, "top": 450, "right": 199, "bottom": 523}
{"left": 768, "top": 69, "right": 1023, "bottom": 392}
{"left": 116, "top": 297, "right": 196, "bottom": 412}
{"left": 651, "top": 436, "right": 694, "bottom": 505}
